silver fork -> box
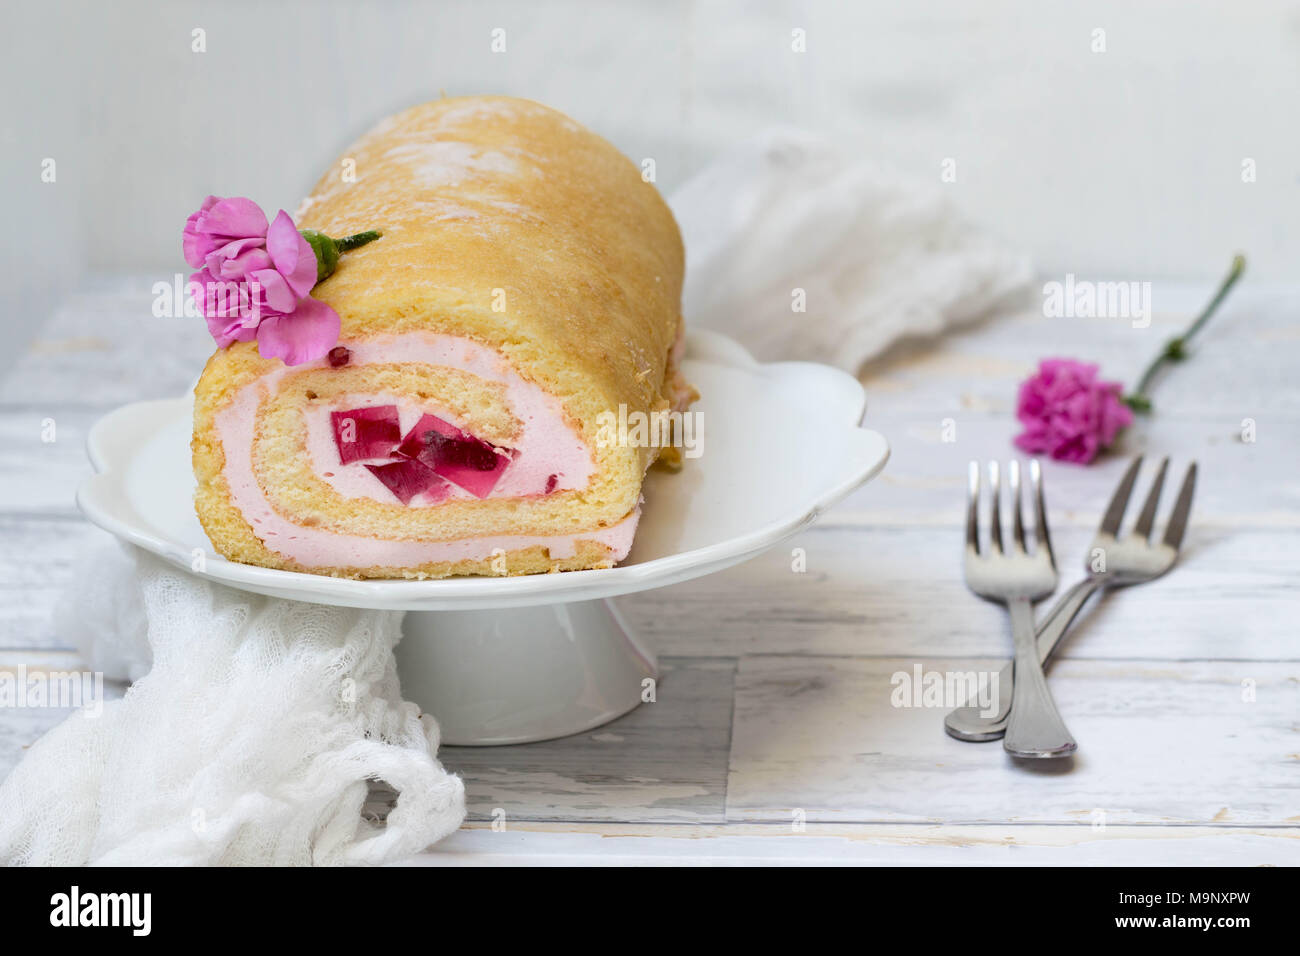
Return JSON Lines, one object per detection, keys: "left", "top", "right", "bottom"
{"left": 964, "top": 460, "right": 1074, "bottom": 758}
{"left": 946, "top": 456, "right": 1197, "bottom": 741}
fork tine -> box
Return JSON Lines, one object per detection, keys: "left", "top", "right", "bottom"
{"left": 1098, "top": 455, "right": 1143, "bottom": 536}
{"left": 1162, "top": 462, "right": 1198, "bottom": 550}
{"left": 1030, "top": 458, "right": 1055, "bottom": 567}
{"left": 1009, "top": 460, "right": 1027, "bottom": 552}
{"left": 1133, "top": 457, "right": 1169, "bottom": 539}
{"left": 988, "top": 462, "right": 1003, "bottom": 553}
{"left": 966, "top": 461, "right": 980, "bottom": 554}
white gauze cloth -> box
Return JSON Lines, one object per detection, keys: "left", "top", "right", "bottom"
{"left": 670, "top": 128, "right": 1032, "bottom": 370}
{"left": 0, "top": 542, "right": 464, "bottom": 866}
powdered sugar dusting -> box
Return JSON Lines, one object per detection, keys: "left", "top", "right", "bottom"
{"left": 384, "top": 141, "right": 520, "bottom": 188}
{"left": 483, "top": 198, "right": 531, "bottom": 216}
{"left": 408, "top": 200, "right": 484, "bottom": 222}
{"left": 431, "top": 100, "right": 521, "bottom": 127}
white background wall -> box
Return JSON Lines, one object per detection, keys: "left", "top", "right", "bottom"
{"left": 3, "top": 0, "right": 1297, "bottom": 349}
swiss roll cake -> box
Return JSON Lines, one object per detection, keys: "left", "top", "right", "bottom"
{"left": 191, "top": 96, "right": 693, "bottom": 578}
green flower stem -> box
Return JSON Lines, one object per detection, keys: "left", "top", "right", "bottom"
{"left": 1123, "top": 254, "right": 1246, "bottom": 413}
{"left": 336, "top": 230, "right": 383, "bottom": 252}
{"left": 300, "top": 229, "right": 383, "bottom": 283}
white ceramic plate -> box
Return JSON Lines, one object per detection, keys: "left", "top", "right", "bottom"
{"left": 77, "top": 330, "right": 889, "bottom": 611}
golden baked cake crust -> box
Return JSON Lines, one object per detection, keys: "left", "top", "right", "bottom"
{"left": 192, "top": 96, "right": 689, "bottom": 578}
{"left": 299, "top": 96, "right": 683, "bottom": 467}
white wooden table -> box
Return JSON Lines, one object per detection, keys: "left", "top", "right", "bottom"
{"left": 2, "top": 275, "right": 1297, "bottom": 865}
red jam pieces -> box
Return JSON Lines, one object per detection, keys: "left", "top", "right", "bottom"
{"left": 330, "top": 406, "right": 402, "bottom": 464}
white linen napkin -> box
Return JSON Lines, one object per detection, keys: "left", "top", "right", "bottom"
{"left": 0, "top": 542, "right": 464, "bottom": 866}
{"left": 670, "top": 128, "right": 1032, "bottom": 371}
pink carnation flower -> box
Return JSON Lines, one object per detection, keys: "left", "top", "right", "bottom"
{"left": 1013, "top": 359, "right": 1133, "bottom": 464}
{"left": 183, "top": 196, "right": 339, "bottom": 366}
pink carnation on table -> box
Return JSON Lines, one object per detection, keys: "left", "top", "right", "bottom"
{"left": 183, "top": 195, "right": 340, "bottom": 366}
{"left": 1013, "top": 358, "right": 1133, "bottom": 464}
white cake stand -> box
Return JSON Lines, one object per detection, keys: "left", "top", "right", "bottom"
{"left": 76, "top": 331, "right": 889, "bottom": 745}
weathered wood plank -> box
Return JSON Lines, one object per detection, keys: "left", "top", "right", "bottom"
{"left": 856, "top": 285, "right": 1300, "bottom": 420}
{"left": 726, "top": 656, "right": 1300, "bottom": 826}
{"left": 7, "top": 280, "right": 1295, "bottom": 419}
{"left": 0, "top": 408, "right": 94, "bottom": 515}
{"left": 832, "top": 416, "right": 1300, "bottom": 528}
{"left": 2, "top": 513, "right": 1297, "bottom": 665}
{"left": 409, "top": 822, "right": 1300, "bottom": 866}
{"left": 0, "top": 650, "right": 125, "bottom": 780}
{"left": 441, "top": 658, "right": 735, "bottom": 823}
{"left": 0, "top": 282, "right": 211, "bottom": 409}
{"left": 0, "top": 517, "right": 106, "bottom": 650}
{"left": 621, "top": 521, "right": 1300, "bottom": 660}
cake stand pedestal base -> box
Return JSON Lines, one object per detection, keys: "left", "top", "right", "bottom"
{"left": 394, "top": 599, "right": 657, "bottom": 746}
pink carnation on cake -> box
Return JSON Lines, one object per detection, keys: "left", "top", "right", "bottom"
{"left": 1013, "top": 358, "right": 1133, "bottom": 464}
{"left": 183, "top": 195, "right": 341, "bottom": 366}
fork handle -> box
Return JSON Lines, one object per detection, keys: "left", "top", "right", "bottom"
{"left": 1002, "top": 597, "right": 1078, "bottom": 758}
{"left": 944, "top": 577, "right": 1102, "bottom": 740}
{"left": 1034, "top": 577, "right": 1104, "bottom": 668}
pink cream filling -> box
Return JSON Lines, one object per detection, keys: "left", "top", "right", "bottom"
{"left": 214, "top": 332, "right": 639, "bottom": 569}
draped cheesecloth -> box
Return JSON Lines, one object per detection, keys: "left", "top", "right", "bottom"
{"left": 0, "top": 543, "right": 464, "bottom": 866}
